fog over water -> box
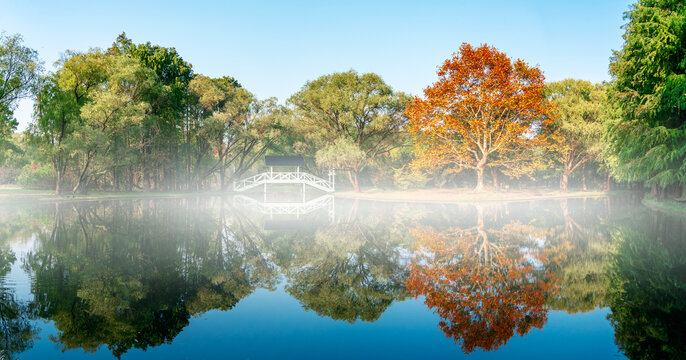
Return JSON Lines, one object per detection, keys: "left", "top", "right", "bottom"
{"left": 0, "top": 193, "right": 683, "bottom": 359}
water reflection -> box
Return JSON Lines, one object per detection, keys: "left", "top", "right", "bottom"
{"left": 281, "top": 205, "right": 410, "bottom": 323}
{"left": 0, "top": 194, "right": 682, "bottom": 359}
{"left": 0, "top": 235, "right": 36, "bottom": 360}
{"left": 0, "top": 290, "right": 35, "bottom": 360}
{"left": 23, "top": 200, "right": 279, "bottom": 357}
{"left": 406, "top": 205, "right": 567, "bottom": 353}
{"left": 607, "top": 214, "right": 686, "bottom": 359}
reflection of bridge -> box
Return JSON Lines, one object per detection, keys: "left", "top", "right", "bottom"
{"left": 233, "top": 194, "right": 335, "bottom": 223}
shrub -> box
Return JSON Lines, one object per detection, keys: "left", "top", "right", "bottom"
{"left": 17, "top": 163, "right": 55, "bottom": 189}
{"left": 393, "top": 166, "right": 429, "bottom": 190}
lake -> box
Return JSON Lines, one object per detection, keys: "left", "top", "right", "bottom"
{"left": 0, "top": 193, "right": 683, "bottom": 359}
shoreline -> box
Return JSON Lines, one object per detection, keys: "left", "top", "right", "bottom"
{"left": 0, "top": 185, "right": 619, "bottom": 205}
{"left": 641, "top": 195, "right": 686, "bottom": 216}
{"left": 334, "top": 188, "right": 610, "bottom": 204}
{"left": 0, "top": 185, "right": 224, "bottom": 203}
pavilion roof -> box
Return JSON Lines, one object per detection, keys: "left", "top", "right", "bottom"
{"left": 264, "top": 155, "right": 307, "bottom": 167}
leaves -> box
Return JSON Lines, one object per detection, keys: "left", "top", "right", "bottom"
{"left": 608, "top": 0, "right": 686, "bottom": 188}
{"left": 0, "top": 33, "right": 43, "bottom": 140}
{"left": 288, "top": 70, "right": 410, "bottom": 190}
{"left": 407, "top": 43, "right": 551, "bottom": 191}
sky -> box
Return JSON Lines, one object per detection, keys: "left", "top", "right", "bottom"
{"left": 1, "top": 0, "right": 633, "bottom": 131}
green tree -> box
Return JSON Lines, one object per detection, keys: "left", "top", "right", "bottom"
{"left": 30, "top": 74, "right": 81, "bottom": 194}
{"left": 109, "top": 33, "right": 194, "bottom": 191}
{"left": 608, "top": 0, "right": 686, "bottom": 196}
{"left": 188, "top": 75, "right": 282, "bottom": 189}
{"left": 288, "top": 71, "right": 410, "bottom": 192}
{"left": 68, "top": 54, "right": 155, "bottom": 194}
{"left": 0, "top": 33, "right": 43, "bottom": 141}
{"left": 545, "top": 80, "right": 609, "bottom": 192}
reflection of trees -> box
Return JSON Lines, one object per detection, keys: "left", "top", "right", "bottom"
{"left": 406, "top": 205, "right": 565, "bottom": 353}
{"left": 281, "top": 202, "right": 412, "bottom": 323}
{"left": 546, "top": 199, "right": 611, "bottom": 313}
{"left": 607, "top": 215, "right": 686, "bottom": 360}
{"left": 0, "top": 291, "right": 36, "bottom": 360}
{"left": 547, "top": 231, "right": 609, "bottom": 313}
{"left": 23, "top": 199, "right": 277, "bottom": 357}
{"left": 0, "top": 207, "right": 38, "bottom": 360}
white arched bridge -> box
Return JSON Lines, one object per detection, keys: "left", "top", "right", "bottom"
{"left": 233, "top": 156, "right": 335, "bottom": 193}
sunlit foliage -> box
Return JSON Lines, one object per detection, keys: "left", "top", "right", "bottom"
{"left": 407, "top": 44, "right": 551, "bottom": 191}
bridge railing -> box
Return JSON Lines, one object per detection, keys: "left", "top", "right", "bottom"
{"left": 233, "top": 171, "right": 334, "bottom": 192}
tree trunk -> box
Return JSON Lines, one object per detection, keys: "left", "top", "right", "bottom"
{"left": 677, "top": 184, "right": 686, "bottom": 202}
{"left": 582, "top": 163, "right": 587, "bottom": 191}
{"left": 491, "top": 168, "right": 499, "bottom": 191}
{"left": 55, "top": 166, "right": 62, "bottom": 195}
{"left": 560, "top": 171, "right": 569, "bottom": 192}
{"left": 475, "top": 166, "right": 485, "bottom": 192}
{"left": 72, "top": 155, "right": 92, "bottom": 195}
{"left": 348, "top": 171, "right": 360, "bottom": 192}
{"left": 219, "top": 168, "right": 225, "bottom": 191}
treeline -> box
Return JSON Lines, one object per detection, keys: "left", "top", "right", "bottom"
{"left": 0, "top": 0, "right": 684, "bottom": 197}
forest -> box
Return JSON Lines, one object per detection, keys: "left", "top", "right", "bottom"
{"left": 0, "top": 0, "right": 684, "bottom": 201}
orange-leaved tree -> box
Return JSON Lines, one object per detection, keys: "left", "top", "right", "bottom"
{"left": 406, "top": 43, "right": 551, "bottom": 191}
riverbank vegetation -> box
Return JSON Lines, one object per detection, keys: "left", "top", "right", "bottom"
{"left": 0, "top": 0, "right": 684, "bottom": 201}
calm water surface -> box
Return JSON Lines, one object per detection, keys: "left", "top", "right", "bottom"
{"left": 0, "top": 193, "right": 684, "bottom": 359}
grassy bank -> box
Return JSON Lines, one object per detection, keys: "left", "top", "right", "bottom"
{"left": 642, "top": 193, "right": 686, "bottom": 216}
{"left": 335, "top": 188, "right": 609, "bottom": 204}
{"left": 0, "top": 185, "right": 224, "bottom": 204}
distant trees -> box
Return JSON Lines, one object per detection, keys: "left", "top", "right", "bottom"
{"left": 28, "top": 34, "right": 281, "bottom": 194}
{"left": 288, "top": 71, "right": 410, "bottom": 192}
{"left": 607, "top": 0, "right": 686, "bottom": 198}
{"left": 406, "top": 44, "right": 551, "bottom": 192}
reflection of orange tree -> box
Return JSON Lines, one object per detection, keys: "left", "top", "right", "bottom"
{"left": 406, "top": 207, "right": 567, "bottom": 353}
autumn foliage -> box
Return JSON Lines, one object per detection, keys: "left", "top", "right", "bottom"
{"left": 406, "top": 43, "right": 551, "bottom": 191}
{"left": 406, "top": 211, "right": 565, "bottom": 353}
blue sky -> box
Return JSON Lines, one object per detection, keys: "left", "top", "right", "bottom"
{"left": 1, "top": 0, "right": 633, "bottom": 130}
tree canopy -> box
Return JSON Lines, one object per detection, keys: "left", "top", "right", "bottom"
{"left": 0, "top": 33, "right": 42, "bottom": 140}
{"left": 406, "top": 43, "right": 551, "bottom": 191}
{"left": 545, "top": 80, "right": 609, "bottom": 191}
{"left": 608, "top": 0, "right": 686, "bottom": 193}
{"left": 288, "top": 71, "right": 410, "bottom": 192}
